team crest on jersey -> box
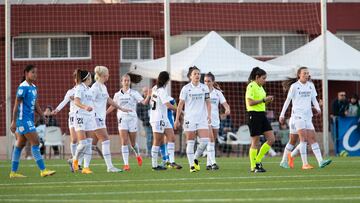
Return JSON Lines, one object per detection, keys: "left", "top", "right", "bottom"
{"left": 18, "top": 89, "right": 23, "bottom": 95}
{"left": 18, "top": 126, "right": 24, "bottom": 132}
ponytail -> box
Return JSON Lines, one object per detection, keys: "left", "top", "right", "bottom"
{"left": 205, "top": 72, "right": 223, "bottom": 91}
{"left": 283, "top": 67, "right": 309, "bottom": 92}
{"left": 248, "top": 67, "right": 266, "bottom": 83}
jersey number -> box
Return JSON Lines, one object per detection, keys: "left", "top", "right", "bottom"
{"left": 77, "top": 118, "right": 84, "bottom": 125}
{"left": 151, "top": 100, "right": 157, "bottom": 111}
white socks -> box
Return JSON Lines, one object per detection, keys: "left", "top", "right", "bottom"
{"left": 102, "top": 140, "right": 114, "bottom": 169}
{"left": 83, "top": 138, "right": 93, "bottom": 168}
{"left": 131, "top": 143, "right": 140, "bottom": 157}
{"left": 167, "top": 142, "right": 175, "bottom": 163}
{"left": 122, "top": 145, "right": 129, "bottom": 165}
{"left": 70, "top": 143, "right": 77, "bottom": 158}
{"left": 151, "top": 146, "right": 160, "bottom": 168}
{"left": 299, "top": 141, "right": 308, "bottom": 165}
{"left": 186, "top": 140, "right": 195, "bottom": 167}
{"left": 311, "top": 142, "right": 323, "bottom": 164}
{"left": 74, "top": 139, "right": 87, "bottom": 161}
{"left": 281, "top": 143, "right": 294, "bottom": 163}
{"left": 291, "top": 144, "right": 300, "bottom": 157}
{"left": 195, "top": 138, "right": 209, "bottom": 160}
{"left": 206, "top": 142, "right": 216, "bottom": 166}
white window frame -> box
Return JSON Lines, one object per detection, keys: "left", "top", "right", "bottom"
{"left": 336, "top": 31, "right": 360, "bottom": 50}
{"left": 120, "top": 38, "right": 154, "bottom": 62}
{"left": 12, "top": 34, "right": 91, "bottom": 61}
{"left": 238, "top": 33, "right": 308, "bottom": 57}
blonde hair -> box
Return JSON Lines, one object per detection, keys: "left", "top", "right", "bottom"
{"left": 94, "top": 66, "right": 109, "bottom": 81}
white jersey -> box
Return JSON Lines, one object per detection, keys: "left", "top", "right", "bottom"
{"left": 74, "top": 83, "right": 94, "bottom": 116}
{"left": 209, "top": 89, "right": 226, "bottom": 126}
{"left": 55, "top": 87, "right": 76, "bottom": 115}
{"left": 113, "top": 88, "right": 144, "bottom": 119}
{"left": 90, "top": 81, "right": 109, "bottom": 120}
{"left": 280, "top": 81, "right": 318, "bottom": 119}
{"left": 179, "top": 82, "right": 210, "bottom": 123}
{"left": 150, "top": 85, "right": 172, "bottom": 123}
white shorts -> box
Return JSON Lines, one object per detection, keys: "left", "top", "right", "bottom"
{"left": 95, "top": 115, "right": 106, "bottom": 130}
{"left": 75, "top": 113, "right": 96, "bottom": 132}
{"left": 68, "top": 113, "right": 75, "bottom": 129}
{"left": 293, "top": 116, "right": 315, "bottom": 131}
{"left": 211, "top": 118, "right": 220, "bottom": 129}
{"left": 288, "top": 117, "right": 297, "bottom": 134}
{"left": 151, "top": 119, "right": 172, "bottom": 133}
{"left": 118, "top": 116, "right": 138, "bottom": 132}
{"left": 183, "top": 119, "right": 209, "bottom": 132}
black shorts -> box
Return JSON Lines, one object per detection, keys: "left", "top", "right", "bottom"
{"left": 247, "top": 111, "right": 272, "bottom": 137}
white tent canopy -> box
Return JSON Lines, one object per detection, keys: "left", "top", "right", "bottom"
{"left": 130, "top": 31, "right": 289, "bottom": 82}
{"left": 268, "top": 31, "right": 360, "bottom": 81}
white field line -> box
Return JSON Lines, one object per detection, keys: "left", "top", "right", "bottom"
{"left": 0, "top": 185, "right": 360, "bottom": 198}
{"left": 2, "top": 196, "right": 360, "bottom": 203}
{"left": 0, "top": 177, "right": 358, "bottom": 190}
{"left": 0, "top": 174, "right": 359, "bottom": 187}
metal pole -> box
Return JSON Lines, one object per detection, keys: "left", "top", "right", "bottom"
{"left": 164, "top": 0, "right": 171, "bottom": 94}
{"left": 321, "top": 0, "right": 329, "bottom": 156}
{"left": 5, "top": 0, "right": 12, "bottom": 160}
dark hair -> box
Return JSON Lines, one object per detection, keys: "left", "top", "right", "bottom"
{"left": 248, "top": 67, "right": 266, "bottom": 83}
{"left": 282, "top": 67, "right": 308, "bottom": 92}
{"left": 22, "top": 64, "right": 36, "bottom": 82}
{"left": 157, "top": 71, "right": 170, "bottom": 88}
{"left": 75, "top": 69, "right": 90, "bottom": 84}
{"left": 122, "top": 73, "right": 143, "bottom": 84}
{"left": 205, "top": 72, "right": 222, "bottom": 91}
{"left": 187, "top": 66, "right": 200, "bottom": 80}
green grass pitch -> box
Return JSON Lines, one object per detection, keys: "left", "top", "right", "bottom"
{"left": 0, "top": 157, "right": 360, "bottom": 202}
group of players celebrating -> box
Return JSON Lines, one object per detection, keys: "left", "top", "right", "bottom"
{"left": 9, "top": 64, "right": 331, "bottom": 178}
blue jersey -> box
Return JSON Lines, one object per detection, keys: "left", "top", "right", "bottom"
{"left": 167, "top": 99, "right": 176, "bottom": 128}
{"left": 16, "top": 81, "right": 37, "bottom": 122}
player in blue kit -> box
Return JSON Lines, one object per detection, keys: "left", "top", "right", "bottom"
{"left": 10, "top": 65, "right": 56, "bottom": 178}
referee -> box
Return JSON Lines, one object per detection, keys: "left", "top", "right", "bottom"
{"left": 245, "top": 67, "right": 275, "bottom": 173}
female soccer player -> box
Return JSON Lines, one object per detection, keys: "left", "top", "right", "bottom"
{"left": 279, "top": 117, "right": 300, "bottom": 169}
{"left": 279, "top": 67, "right": 332, "bottom": 169}
{"left": 107, "top": 73, "right": 150, "bottom": 171}
{"left": 72, "top": 69, "right": 96, "bottom": 174}
{"left": 10, "top": 64, "right": 56, "bottom": 178}
{"left": 91, "top": 66, "right": 132, "bottom": 172}
{"left": 53, "top": 70, "right": 81, "bottom": 171}
{"left": 175, "top": 66, "right": 211, "bottom": 173}
{"left": 204, "top": 72, "right": 230, "bottom": 170}
{"left": 246, "top": 67, "right": 275, "bottom": 173}
{"left": 150, "top": 71, "right": 182, "bottom": 170}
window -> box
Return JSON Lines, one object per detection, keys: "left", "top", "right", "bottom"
{"left": 121, "top": 38, "right": 153, "bottom": 61}
{"left": 13, "top": 35, "right": 91, "bottom": 60}
{"left": 338, "top": 35, "right": 360, "bottom": 51}
{"left": 240, "top": 35, "right": 307, "bottom": 56}
{"left": 284, "top": 36, "right": 307, "bottom": 53}
{"left": 241, "top": 36, "right": 259, "bottom": 56}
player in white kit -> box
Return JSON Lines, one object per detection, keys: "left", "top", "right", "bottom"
{"left": 175, "top": 66, "right": 211, "bottom": 173}
{"left": 203, "top": 72, "right": 230, "bottom": 170}
{"left": 107, "top": 73, "right": 150, "bottom": 171}
{"left": 91, "top": 66, "right": 132, "bottom": 172}
{"left": 279, "top": 67, "right": 332, "bottom": 169}
{"left": 150, "top": 71, "right": 182, "bottom": 171}
{"left": 72, "top": 69, "right": 96, "bottom": 174}
{"left": 53, "top": 70, "right": 82, "bottom": 172}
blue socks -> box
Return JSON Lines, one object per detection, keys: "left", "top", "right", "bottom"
{"left": 31, "top": 145, "right": 45, "bottom": 170}
{"left": 11, "top": 146, "right": 23, "bottom": 172}
{"left": 159, "top": 144, "right": 169, "bottom": 162}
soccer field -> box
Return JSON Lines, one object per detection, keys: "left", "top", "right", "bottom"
{"left": 0, "top": 157, "right": 359, "bottom": 203}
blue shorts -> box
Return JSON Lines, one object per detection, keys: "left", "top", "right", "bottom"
{"left": 16, "top": 120, "right": 36, "bottom": 135}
